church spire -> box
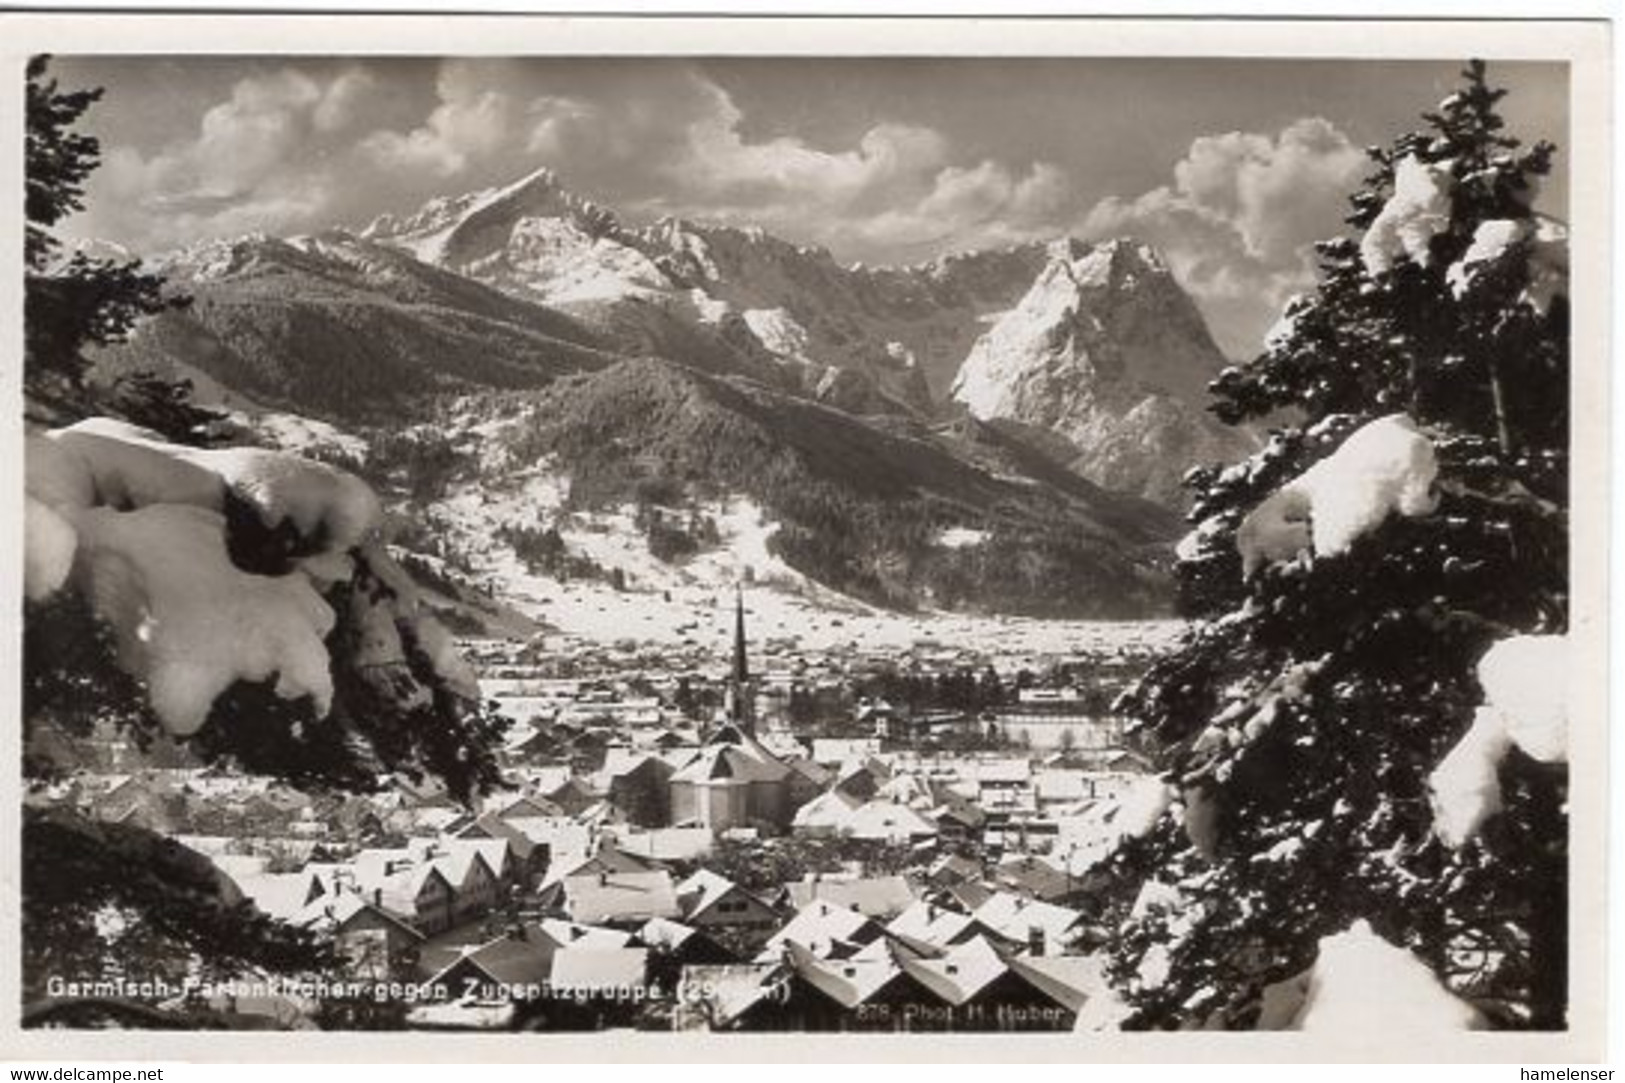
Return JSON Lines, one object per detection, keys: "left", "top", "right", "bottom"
{"left": 726, "top": 582, "right": 754, "bottom": 733}
{"left": 732, "top": 582, "right": 749, "bottom": 686}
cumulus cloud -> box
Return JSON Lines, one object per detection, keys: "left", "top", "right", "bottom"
{"left": 1078, "top": 117, "right": 1367, "bottom": 356}
{"left": 73, "top": 57, "right": 1088, "bottom": 265}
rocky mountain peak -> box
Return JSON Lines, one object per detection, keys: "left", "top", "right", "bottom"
{"left": 951, "top": 236, "right": 1255, "bottom": 506}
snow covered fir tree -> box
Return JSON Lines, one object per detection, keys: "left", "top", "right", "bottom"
{"left": 21, "top": 57, "right": 508, "bottom": 1026}
{"left": 1093, "top": 61, "right": 1570, "bottom": 1032}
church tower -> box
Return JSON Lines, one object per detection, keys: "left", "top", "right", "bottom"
{"left": 723, "top": 583, "right": 754, "bottom": 734}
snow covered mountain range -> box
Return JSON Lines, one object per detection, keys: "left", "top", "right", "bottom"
{"left": 83, "top": 165, "right": 1265, "bottom": 620}
{"left": 354, "top": 167, "right": 1253, "bottom": 495}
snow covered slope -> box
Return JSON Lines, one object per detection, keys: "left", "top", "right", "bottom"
{"left": 951, "top": 239, "right": 1258, "bottom": 505}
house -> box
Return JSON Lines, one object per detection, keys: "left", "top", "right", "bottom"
{"left": 543, "top": 777, "right": 601, "bottom": 818}
{"left": 758, "top": 900, "right": 887, "bottom": 962}
{"left": 773, "top": 940, "right": 946, "bottom": 1031}
{"left": 548, "top": 946, "right": 649, "bottom": 995}
{"left": 831, "top": 758, "right": 891, "bottom": 802}
{"left": 298, "top": 892, "right": 426, "bottom": 981}
{"left": 874, "top": 773, "right": 935, "bottom": 810}
{"left": 350, "top": 854, "right": 458, "bottom": 934}
{"left": 790, "top": 789, "right": 861, "bottom": 836}
{"left": 544, "top": 843, "right": 662, "bottom": 889}
{"left": 455, "top": 814, "right": 549, "bottom": 886}
{"left": 672, "top": 963, "right": 790, "bottom": 1030}
{"left": 560, "top": 870, "right": 681, "bottom": 927}
{"left": 897, "top": 936, "right": 1074, "bottom": 1030}
{"left": 668, "top": 735, "right": 793, "bottom": 834}
{"left": 1004, "top": 951, "right": 1111, "bottom": 1022}
{"left": 994, "top": 854, "right": 1074, "bottom": 903}
{"left": 971, "top": 892, "right": 1086, "bottom": 955}
{"left": 783, "top": 757, "right": 833, "bottom": 807}
{"left": 810, "top": 738, "right": 882, "bottom": 766}
{"left": 503, "top": 817, "right": 594, "bottom": 876}
{"left": 526, "top": 947, "right": 652, "bottom": 1029}
{"left": 783, "top": 875, "right": 917, "bottom": 920}
{"left": 926, "top": 853, "right": 985, "bottom": 889}
{"left": 611, "top": 826, "right": 713, "bottom": 864}
{"left": 885, "top": 900, "right": 989, "bottom": 951}
{"left": 535, "top": 918, "right": 636, "bottom": 951}
{"left": 493, "top": 793, "right": 567, "bottom": 820}
{"left": 421, "top": 926, "right": 558, "bottom": 1002}
{"left": 604, "top": 754, "right": 676, "bottom": 827}
{"left": 675, "top": 869, "right": 779, "bottom": 931}
{"left": 235, "top": 870, "right": 327, "bottom": 922}
{"left": 841, "top": 800, "right": 938, "bottom": 844}
{"left": 637, "top": 916, "right": 734, "bottom": 983}
{"left": 405, "top": 841, "right": 502, "bottom": 925}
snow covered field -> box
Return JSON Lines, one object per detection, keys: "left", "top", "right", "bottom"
{"left": 432, "top": 470, "right": 1183, "bottom": 656}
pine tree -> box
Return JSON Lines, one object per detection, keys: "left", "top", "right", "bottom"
{"left": 1104, "top": 61, "right": 1568, "bottom": 1031}
{"left": 25, "top": 55, "right": 214, "bottom": 441}
{"left": 22, "top": 59, "right": 510, "bottom": 1027}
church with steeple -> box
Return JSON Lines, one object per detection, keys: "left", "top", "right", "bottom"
{"left": 668, "top": 585, "right": 794, "bottom": 833}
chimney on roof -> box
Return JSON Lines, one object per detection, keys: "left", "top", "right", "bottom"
{"left": 373, "top": 888, "right": 382, "bottom": 907}
{"left": 1028, "top": 926, "right": 1046, "bottom": 957}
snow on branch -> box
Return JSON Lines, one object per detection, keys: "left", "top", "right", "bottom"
{"left": 23, "top": 416, "right": 475, "bottom": 741}
{"left": 1265, "top": 920, "right": 1483, "bottom": 1030}
{"left": 33, "top": 417, "right": 382, "bottom": 569}
{"left": 1446, "top": 216, "right": 1569, "bottom": 315}
{"left": 1235, "top": 414, "right": 1438, "bottom": 576}
{"left": 63, "top": 504, "right": 337, "bottom": 737}
{"left": 1429, "top": 634, "right": 1566, "bottom": 848}
{"left": 1360, "top": 156, "right": 1455, "bottom": 276}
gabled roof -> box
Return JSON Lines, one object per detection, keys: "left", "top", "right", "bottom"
{"left": 784, "top": 875, "right": 916, "bottom": 919}
{"left": 549, "top": 842, "right": 661, "bottom": 880}
{"left": 928, "top": 853, "right": 984, "bottom": 883}
{"left": 236, "top": 871, "right": 322, "bottom": 922}
{"left": 494, "top": 794, "right": 566, "bottom": 820}
{"left": 297, "top": 891, "right": 426, "bottom": 942}
{"left": 536, "top": 918, "right": 635, "bottom": 951}
{"left": 670, "top": 745, "right": 790, "bottom": 785}
{"left": 612, "top": 826, "right": 713, "bottom": 863}
{"left": 971, "top": 891, "right": 1085, "bottom": 946}
{"left": 1004, "top": 952, "right": 1109, "bottom": 1013}
{"left": 874, "top": 773, "right": 935, "bottom": 808}
{"left": 676, "top": 963, "right": 786, "bottom": 1028}
{"left": 886, "top": 900, "right": 979, "bottom": 948}
{"left": 783, "top": 940, "right": 907, "bottom": 1010}
{"left": 637, "top": 916, "right": 700, "bottom": 952}
{"left": 408, "top": 839, "right": 499, "bottom": 889}
{"left": 897, "top": 936, "right": 1008, "bottom": 1006}
{"left": 842, "top": 801, "right": 938, "bottom": 842}
{"left": 758, "top": 900, "right": 886, "bottom": 962}
{"left": 784, "top": 757, "right": 834, "bottom": 788}
{"left": 790, "top": 789, "right": 861, "bottom": 830}
{"left": 994, "top": 854, "right": 1072, "bottom": 902}
{"left": 948, "top": 881, "right": 995, "bottom": 912}
{"left": 561, "top": 870, "right": 681, "bottom": 925}
{"left": 457, "top": 813, "right": 538, "bottom": 860}
{"left": 675, "top": 869, "right": 739, "bottom": 919}
{"left": 423, "top": 931, "right": 558, "bottom": 990}
{"left": 549, "top": 947, "right": 648, "bottom": 991}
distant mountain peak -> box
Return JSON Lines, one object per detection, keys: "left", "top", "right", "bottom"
{"left": 361, "top": 165, "right": 620, "bottom": 269}
{"left": 950, "top": 236, "right": 1254, "bottom": 506}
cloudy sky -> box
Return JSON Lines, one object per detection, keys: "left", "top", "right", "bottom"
{"left": 52, "top": 56, "right": 1566, "bottom": 356}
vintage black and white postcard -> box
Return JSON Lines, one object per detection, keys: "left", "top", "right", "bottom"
{"left": 0, "top": 10, "right": 1611, "bottom": 1064}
